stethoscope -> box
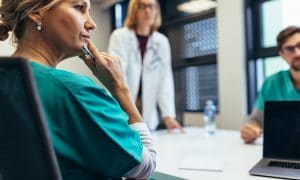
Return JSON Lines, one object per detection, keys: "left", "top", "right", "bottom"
{"left": 130, "top": 35, "right": 162, "bottom": 69}
{"left": 145, "top": 41, "right": 161, "bottom": 69}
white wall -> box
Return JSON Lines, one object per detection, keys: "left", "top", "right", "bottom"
{"left": 0, "top": 34, "right": 15, "bottom": 55}
{"left": 217, "top": 0, "right": 247, "bottom": 130}
{"left": 0, "top": 0, "right": 15, "bottom": 55}
{"left": 185, "top": 0, "right": 247, "bottom": 130}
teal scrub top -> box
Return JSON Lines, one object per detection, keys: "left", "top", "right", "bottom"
{"left": 30, "top": 62, "right": 143, "bottom": 179}
{"left": 255, "top": 70, "right": 300, "bottom": 110}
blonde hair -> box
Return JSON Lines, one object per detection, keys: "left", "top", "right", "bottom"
{"left": 0, "top": 0, "right": 59, "bottom": 43}
{"left": 124, "top": 0, "right": 162, "bottom": 33}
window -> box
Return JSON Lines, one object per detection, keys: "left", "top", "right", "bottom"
{"left": 246, "top": 0, "right": 300, "bottom": 111}
{"left": 171, "top": 17, "right": 217, "bottom": 59}
{"left": 111, "top": 1, "right": 128, "bottom": 29}
{"left": 184, "top": 65, "right": 218, "bottom": 111}
{"left": 165, "top": 13, "right": 218, "bottom": 112}
{"left": 261, "top": 0, "right": 300, "bottom": 48}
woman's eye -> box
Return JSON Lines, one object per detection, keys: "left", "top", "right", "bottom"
{"left": 74, "top": 5, "right": 84, "bottom": 11}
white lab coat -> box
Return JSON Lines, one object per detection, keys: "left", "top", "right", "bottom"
{"left": 108, "top": 27, "right": 176, "bottom": 130}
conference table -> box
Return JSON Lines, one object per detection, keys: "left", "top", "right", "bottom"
{"left": 151, "top": 127, "right": 273, "bottom": 180}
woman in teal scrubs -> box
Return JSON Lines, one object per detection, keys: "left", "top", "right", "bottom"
{"left": 0, "top": 0, "right": 156, "bottom": 179}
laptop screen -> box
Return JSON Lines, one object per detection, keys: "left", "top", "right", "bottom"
{"left": 0, "top": 58, "right": 61, "bottom": 180}
{"left": 264, "top": 101, "right": 300, "bottom": 160}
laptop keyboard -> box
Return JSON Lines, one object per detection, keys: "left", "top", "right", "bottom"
{"left": 268, "top": 161, "right": 300, "bottom": 169}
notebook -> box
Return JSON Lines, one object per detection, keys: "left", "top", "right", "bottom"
{"left": 249, "top": 101, "right": 300, "bottom": 179}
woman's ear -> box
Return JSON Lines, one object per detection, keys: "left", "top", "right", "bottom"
{"left": 28, "top": 10, "right": 44, "bottom": 31}
{"left": 27, "top": 10, "right": 45, "bottom": 31}
{"left": 27, "top": 10, "right": 44, "bottom": 24}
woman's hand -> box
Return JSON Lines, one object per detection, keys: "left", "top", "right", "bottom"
{"left": 80, "top": 41, "right": 143, "bottom": 124}
{"left": 81, "top": 41, "right": 127, "bottom": 95}
{"left": 164, "top": 116, "right": 185, "bottom": 134}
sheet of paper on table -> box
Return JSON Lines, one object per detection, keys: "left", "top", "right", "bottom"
{"left": 178, "top": 155, "right": 225, "bottom": 172}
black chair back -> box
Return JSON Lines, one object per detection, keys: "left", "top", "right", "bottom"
{"left": 0, "top": 57, "right": 62, "bottom": 180}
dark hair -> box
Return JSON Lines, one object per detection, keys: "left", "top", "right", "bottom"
{"left": 277, "top": 26, "right": 300, "bottom": 50}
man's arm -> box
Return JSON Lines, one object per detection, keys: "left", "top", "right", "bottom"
{"left": 240, "top": 109, "right": 263, "bottom": 144}
{"left": 248, "top": 108, "right": 264, "bottom": 127}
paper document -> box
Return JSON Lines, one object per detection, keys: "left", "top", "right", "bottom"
{"left": 178, "top": 155, "right": 225, "bottom": 172}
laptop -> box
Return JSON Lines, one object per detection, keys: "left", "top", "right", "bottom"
{"left": 249, "top": 101, "right": 300, "bottom": 179}
{"left": 0, "top": 57, "right": 62, "bottom": 180}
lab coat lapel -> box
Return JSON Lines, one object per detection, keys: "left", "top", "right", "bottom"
{"left": 144, "top": 33, "right": 160, "bottom": 69}
{"left": 128, "top": 29, "right": 142, "bottom": 64}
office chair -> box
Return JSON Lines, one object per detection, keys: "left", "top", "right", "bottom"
{"left": 0, "top": 57, "right": 62, "bottom": 180}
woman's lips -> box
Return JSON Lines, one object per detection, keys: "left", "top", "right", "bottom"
{"left": 81, "top": 35, "right": 91, "bottom": 42}
{"left": 82, "top": 35, "right": 90, "bottom": 38}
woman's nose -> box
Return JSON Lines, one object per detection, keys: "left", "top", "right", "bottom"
{"left": 85, "top": 15, "right": 97, "bottom": 30}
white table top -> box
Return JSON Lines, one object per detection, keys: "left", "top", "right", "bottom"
{"left": 151, "top": 127, "right": 272, "bottom": 180}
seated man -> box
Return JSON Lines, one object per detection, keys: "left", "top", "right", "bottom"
{"left": 241, "top": 26, "right": 300, "bottom": 143}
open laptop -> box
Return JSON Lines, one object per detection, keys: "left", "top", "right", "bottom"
{"left": 249, "top": 101, "right": 300, "bottom": 179}
{"left": 0, "top": 57, "right": 61, "bottom": 180}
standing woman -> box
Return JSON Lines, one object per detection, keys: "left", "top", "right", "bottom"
{"left": 108, "top": 0, "right": 184, "bottom": 132}
{"left": 0, "top": 0, "right": 156, "bottom": 179}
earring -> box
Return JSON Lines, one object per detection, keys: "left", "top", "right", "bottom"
{"left": 36, "top": 22, "right": 42, "bottom": 31}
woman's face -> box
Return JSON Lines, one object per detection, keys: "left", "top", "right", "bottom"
{"left": 41, "top": 0, "right": 96, "bottom": 56}
{"left": 136, "top": 0, "right": 158, "bottom": 29}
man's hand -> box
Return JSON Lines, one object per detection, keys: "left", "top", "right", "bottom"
{"left": 240, "top": 122, "right": 262, "bottom": 144}
{"left": 164, "top": 116, "right": 185, "bottom": 134}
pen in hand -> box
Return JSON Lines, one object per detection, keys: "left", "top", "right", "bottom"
{"left": 80, "top": 45, "right": 95, "bottom": 61}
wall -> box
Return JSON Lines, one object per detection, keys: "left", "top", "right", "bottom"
{"left": 217, "top": 0, "right": 247, "bottom": 130}
{"left": 0, "top": 0, "right": 15, "bottom": 54}
{"left": 185, "top": 0, "right": 247, "bottom": 130}
{"left": 0, "top": 37, "right": 15, "bottom": 55}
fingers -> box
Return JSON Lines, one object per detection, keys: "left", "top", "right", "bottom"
{"left": 240, "top": 123, "right": 262, "bottom": 143}
{"left": 241, "top": 130, "right": 259, "bottom": 143}
{"left": 165, "top": 118, "right": 185, "bottom": 134}
{"left": 80, "top": 54, "right": 94, "bottom": 66}
{"left": 100, "top": 52, "right": 120, "bottom": 60}
{"left": 167, "top": 125, "right": 185, "bottom": 134}
{"left": 80, "top": 41, "right": 120, "bottom": 75}
{"left": 84, "top": 41, "right": 110, "bottom": 69}
{"left": 179, "top": 126, "right": 186, "bottom": 133}
{"left": 79, "top": 41, "right": 99, "bottom": 70}
{"left": 85, "top": 41, "right": 119, "bottom": 64}
{"left": 98, "top": 52, "right": 121, "bottom": 68}
{"left": 172, "top": 121, "right": 186, "bottom": 134}
{"left": 167, "top": 128, "right": 173, "bottom": 134}
{"left": 86, "top": 41, "right": 100, "bottom": 60}
{"left": 241, "top": 123, "right": 261, "bottom": 143}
